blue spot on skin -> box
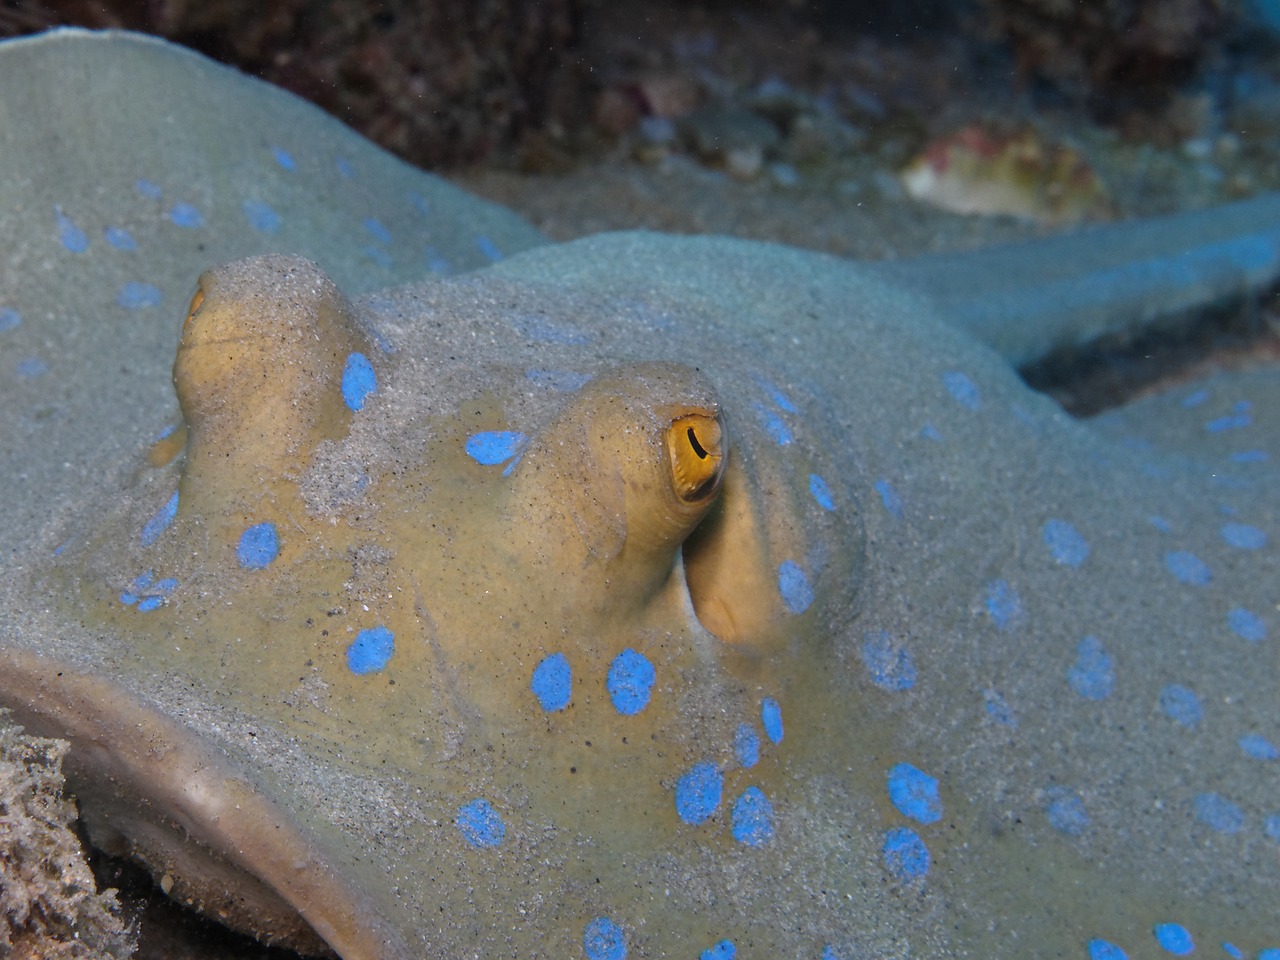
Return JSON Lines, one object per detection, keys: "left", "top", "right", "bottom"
{"left": 1042, "top": 518, "right": 1090, "bottom": 567}
{"left": 342, "top": 352, "right": 377, "bottom": 411}
{"left": 920, "top": 422, "right": 943, "bottom": 441}
{"left": 1229, "top": 449, "right": 1269, "bottom": 463}
{"left": 882, "top": 826, "right": 929, "bottom": 880}
{"left": 983, "top": 689, "right": 1018, "bottom": 728}
{"left": 272, "top": 146, "right": 296, "bottom": 170}
{"left": 117, "top": 282, "right": 162, "bottom": 309}
{"left": 169, "top": 202, "right": 204, "bottom": 228}
{"left": 140, "top": 492, "right": 179, "bottom": 546}
{"left": 1067, "top": 636, "right": 1114, "bottom": 700}
{"left": 887, "top": 763, "right": 942, "bottom": 824}
{"left": 104, "top": 226, "right": 136, "bottom": 250}
{"left": 1259, "top": 950, "right": 1280, "bottom": 960}
{"left": 861, "top": 630, "right": 917, "bottom": 691}
{"left": 363, "top": 217, "right": 392, "bottom": 244}
{"left": 0, "top": 308, "right": 19, "bottom": 332}
{"left": 1196, "top": 793, "right": 1244, "bottom": 834}
{"left": 363, "top": 245, "right": 392, "bottom": 268}
{"left": 874, "top": 479, "right": 903, "bottom": 519}
{"left": 761, "top": 698, "right": 783, "bottom": 744}
{"left": 1240, "top": 733, "right": 1279, "bottom": 760}
{"left": 1164, "top": 550, "right": 1210, "bottom": 585}
{"left": 821, "top": 947, "right": 843, "bottom": 960}
{"left": 455, "top": 798, "right": 505, "bottom": 848}
{"left": 237, "top": 522, "right": 280, "bottom": 570}
{"left": 984, "top": 579, "right": 1022, "bottom": 630}
{"left": 476, "top": 235, "right": 502, "bottom": 261}
{"left": 1043, "top": 787, "right": 1090, "bottom": 836}
{"left": 731, "top": 787, "right": 774, "bottom": 846}
{"left": 1223, "top": 945, "right": 1243, "bottom": 960}
{"left": 943, "top": 370, "right": 981, "bottom": 411}
{"left": 809, "top": 474, "right": 836, "bottom": 511}
{"left": 465, "top": 431, "right": 527, "bottom": 466}
{"left": 733, "top": 723, "right": 760, "bottom": 767}
{"left": 1181, "top": 388, "right": 1209, "bottom": 408}
{"left": 700, "top": 941, "right": 735, "bottom": 960}
{"left": 1153, "top": 923, "right": 1195, "bottom": 955}
{"left": 607, "top": 649, "right": 655, "bottom": 716}
{"left": 583, "top": 916, "right": 626, "bottom": 960}
{"left": 526, "top": 369, "right": 593, "bottom": 392}
{"left": 674, "top": 762, "right": 723, "bottom": 824}
{"left": 56, "top": 208, "right": 88, "bottom": 252}
{"left": 425, "top": 248, "right": 452, "bottom": 274}
{"left": 16, "top": 357, "right": 46, "bottom": 378}
{"left": 336, "top": 157, "right": 355, "bottom": 178}
{"left": 1160, "top": 684, "right": 1203, "bottom": 728}
{"left": 530, "top": 652, "right": 571, "bottom": 712}
{"left": 346, "top": 626, "right": 394, "bottom": 674}
{"left": 1087, "top": 940, "right": 1129, "bottom": 960}
{"left": 777, "top": 560, "right": 813, "bottom": 613}
{"left": 1228, "top": 607, "right": 1266, "bottom": 643}
{"left": 135, "top": 179, "right": 163, "bottom": 200}
{"left": 243, "top": 200, "right": 281, "bottom": 233}
{"left": 1205, "top": 402, "right": 1252, "bottom": 433}
{"left": 1149, "top": 515, "right": 1173, "bottom": 533}
{"left": 1266, "top": 814, "right": 1280, "bottom": 841}
{"left": 120, "top": 570, "right": 178, "bottom": 611}
{"left": 753, "top": 403, "right": 794, "bottom": 445}
{"left": 1220, "top": 522, "right": 1267, "bottom": 549}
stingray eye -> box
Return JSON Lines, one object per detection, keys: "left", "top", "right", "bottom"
{"left": 667, "top": 413, "right": 724, "bottom": 502}
{"left": 184, "top": 285, "right": 205, "bottom": 329}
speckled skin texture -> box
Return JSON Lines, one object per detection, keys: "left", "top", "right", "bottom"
{"left": 0, "top": 29, "right": 1278, "bottom": 960}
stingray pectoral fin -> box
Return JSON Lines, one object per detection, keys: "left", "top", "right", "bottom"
{"left": 0, "top": 647, "right": 409, "bottom": 960}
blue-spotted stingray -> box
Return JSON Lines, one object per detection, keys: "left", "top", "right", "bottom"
{"left": 2, "top": 28, "right": 1280, "bottom": 960}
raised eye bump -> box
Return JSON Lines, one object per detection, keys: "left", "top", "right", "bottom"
{"left": 667, "top": 413, "right": 724, "bottom": 503}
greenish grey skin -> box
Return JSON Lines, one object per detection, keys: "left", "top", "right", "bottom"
{"left": 0, "top": 29, "right": 1278, "bottom": 960}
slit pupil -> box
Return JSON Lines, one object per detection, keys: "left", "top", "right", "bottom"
{"left": 687, "top": 426, "right": 708, "bottom": 460}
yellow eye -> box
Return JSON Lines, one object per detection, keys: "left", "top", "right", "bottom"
{"left": 667, "top": 413, "right": 724, "bottom": 502}
{"left": 184, "top": 285, "right": 205, "bottom": 329}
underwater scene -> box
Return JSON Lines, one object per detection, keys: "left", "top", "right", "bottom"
{"left": 0, "top": 2, "right": 1278, "bottom": 959}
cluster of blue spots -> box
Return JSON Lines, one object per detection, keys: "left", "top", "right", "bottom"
{"left": 1195, "top": 793, "right": 1244, "bottom": 834}
{"left": 700, "top": 940, "right": 735, "bottom": 960}
{"left": 752, "top": 402, "right": 794, "bottom": 445}
{"left": 237, "top": 522, "right": 280, "bottom": 570}
{"left": 942, "top": 370, "right": 981, "bottom": 411}
{"left": 733, "top": 723, "right": 760, "bottom": 767}
{"left": 1088, "top": 940, "right": 1127, "bottom": 960}
{"left": 1228, "top": 607, "right": 1266, "bottom": 643}
{"left": 117, "top": 281, "right": 163, "bottom": 309}
{"left": 983, "top": 688, "right": 1017, "bottom": 728}
{"left": 1154, "top": 923, "right": 1195, "bottom": 955}
{"left": 56, "top": 208, "right": 89, "bottom": 252}
{"left": 732, "top": 793, "right": 768, "bottom": 844}
{"left": 271, "top": 146, "right": 297, "bottom": 171}
{"left": 476, "top": 235, "right": 502, "bottom": 261}
{"left": 1160, "top": 684, "right": 1203, "bottom": 728}
{"left": 346, "top": 625, "right": 394, "bottom": 674}
{"left": 530, "top": 652, "right": 572, "bottom": 712}
{"left": 675, "top": 762, "right": 723, "bottom": 825}
{"left": 16, "top": 357, "right": 47, "bottom": 378}
{"left": 860, "top": 630, "right": 917, "bottom": 691}
{"left": 242, "top": 200, "right": 281, "bottom": 233}
{"left": 809, "top": 473, "right": 836, "bottom": 511}
{"left": 1221, "top": 522, "right": 1267, "bottom": 549}
{"left": 583, "top": 917, "right": 626, "bottom": 960}
{"left": 607, "top": 649, "right": 655, "bottom": 716}
{"left": 873, "top": 479, "right": 903, "bottom": 519}
{"left": 508, "top": 312, "right": 591, "bottom": 346}
{"left": 777, "top": 560, "right": 813, "bottom": 614}
{"left": 465, "top": 430, "right": 526, "bottom": 467}
{"left": 1229, "top": 449, "right": 1269, "bottom": 463}
{"left": 882, "top": 826, "right": 929, "bottom": 880}
{"left": 887, "top": 763, "right": 942, "bottom": 824}
{"left": 1164, "top": 550, "right": 1211, "bottom": 586}
{"left": 140, "top": 491, "right": 179, "bottom": 546}
{"left": 984, "top": 579, "right": 1022, "bottom": 630}
{"left": 104, "top": 226, "right": 136, "bottom": 250}
{"left": 1240, "top": 732, "right": 1278, "bottom": 760}
{"left": 1042, "top": 786, "right": 1090, "bottom": 836}
{"left": 169, "top": 202, "right": 204, "bottom": 228}
{"left": 1068, "top": 636, "right": 1114, "bottom": 700}
{"left": 0, "top": 308, "right": 19, "bottom": 331}
{"left": 455, "top": 798, "right": 505, "bottom": 848}
{"left": 119, "top": 570, "right": 178, "bottom": 612}
{"left": 1205, "top": 401, "right": 1252, "bottom": 433}
{"left": 526, "top": 369, "right": 593, "bottom": 392}
{"left": 1042, "top": 518, "right": 1090, "bottom": 567}
{"left": 341, "top": 352, "right": 377, "bottom": 411}
{"left": 363, "top": 217, "right": 393, "bottom": 245}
